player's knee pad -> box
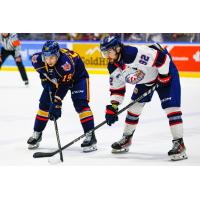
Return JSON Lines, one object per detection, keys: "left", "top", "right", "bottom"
{"left": 39, "top": 102, "right": 50, "bottom": 112}
{"left": 128, "top": 102, "right": 145, "bottom": 115}
{"left": 73, "top": 99, "right": 93, "bottom": 123}
{"left": 73, "top": 99, "right": 90, "bottom": 113}
{"left": 165, "top": 107, "right": 183, "bottom": 126}
{"left": 165, "top": 107, "right": 183, "bottom": 139}
{"left": 35, "top": 104, "right": 49, "bottom": 122}
{"left": 125, "top": 102, "right": 145, "bottom": 125}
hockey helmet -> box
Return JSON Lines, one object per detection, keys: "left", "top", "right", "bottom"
{"left": 100, "top": 35, "right": 121, "bottom": 52}
{"left": 42, "top": 40, "right": 60, "bottom": 58}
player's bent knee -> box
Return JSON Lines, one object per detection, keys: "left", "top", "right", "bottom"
{"left": 164, "top": 107, "right": 181, "bottom": 115}
{"left": 73, "top": 99, "right": 90, "bottom": 113}
{"left": 165, "top": 107, "right": 183, "bottom": 127}
{"left": 128, "top": 102, "right": 145, "bottom": 115}
{"left": 39, "top": 102, "right": 50, "bottom": 111}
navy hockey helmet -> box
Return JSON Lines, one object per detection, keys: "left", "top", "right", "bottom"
{"left": 100, "top": 35, "right": 122, "bottom": 52}
{"left": 42, "top": 40, "right": 60, "bottom": 58}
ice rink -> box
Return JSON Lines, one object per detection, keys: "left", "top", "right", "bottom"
{"left": 0, "top": 71, "right": 200, "bottom": 165}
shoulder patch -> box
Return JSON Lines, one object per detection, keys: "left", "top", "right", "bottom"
{"left": 32, "top": 54, "right": 39, "bottom": 64}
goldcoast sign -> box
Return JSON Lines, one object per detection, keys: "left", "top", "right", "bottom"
{"left": 73, "top": 43, "right": 109, "bottom": 69}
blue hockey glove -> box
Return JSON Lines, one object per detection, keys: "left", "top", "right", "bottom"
{"left": 105, "top": 104, "right": 118, "bottom": 126}
{"left": 49, "top": 96, "right": 62, "bottom": 121}
{"left": 41, "top": 79, "right": 57, "bottom": 91}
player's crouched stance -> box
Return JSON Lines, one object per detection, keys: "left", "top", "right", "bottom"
{"left": 100, "top": 35, "right": 187, "bottom": 161}
{"left": 27, "top": 41, "right": 97, "bottom": 152}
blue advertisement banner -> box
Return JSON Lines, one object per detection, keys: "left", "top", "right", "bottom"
{"left": 1, "top": 41, "right": 68, "bottom": 67}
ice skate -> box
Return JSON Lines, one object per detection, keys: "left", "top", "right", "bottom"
{"left": 111, "top": 134, "right": 133, "bottom": 153}
{"left": 168, "top": 138, "right": 188, "bottom": 161}
{"left": 27, "top": 131, "right": 42, "bottom": 149}
{"left": 81, "top": 132, "right": 97, "bottom": 152}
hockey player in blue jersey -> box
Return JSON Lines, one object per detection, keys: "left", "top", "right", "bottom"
{"left": 27, "top": 40, "right": 97, "bottom": 152}
{"left": 100, "top": 35, "right": 187, "bottom": 161}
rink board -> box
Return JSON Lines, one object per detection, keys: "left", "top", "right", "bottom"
{"left": 1, "top": 41, "right": 200, "bottom": 78}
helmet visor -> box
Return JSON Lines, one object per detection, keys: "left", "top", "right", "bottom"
{"left": 43, "top": 51, "right": 60, "bottom": 59}
{"left": 43, "top": 51, "right": 53, "bottom": 57}
{"left": 100, "top": 49, "right": 113, "bottom": 58}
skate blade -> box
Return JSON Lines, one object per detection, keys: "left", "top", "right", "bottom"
{"left": 112, "top": 148, "right": 129, "bottom": 154}
{"left": 170, "top": 151, "right": 188, "bottom": 161}
{"left": 82, "top": 144, "right": 97, "bottom": 153}
{"left": 28, "top": 143, "right": 40, "bottom": 150}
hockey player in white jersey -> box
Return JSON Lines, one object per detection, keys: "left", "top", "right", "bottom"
{"left": 100, "top": 35, "right": 187, "bottom": 161}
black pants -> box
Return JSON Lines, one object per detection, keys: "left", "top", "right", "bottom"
{"left": 0, "top": 47, "right": 28, "bottom": 81}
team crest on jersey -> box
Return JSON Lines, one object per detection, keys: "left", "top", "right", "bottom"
{"left": 32, "top": 55, "right": 38, "bottom": 63}
{"left": 116, "top": 73, "right": 121, "bottom": 79}
{"left": 124, "top": 70, "right": 145, "bottom": 85}
{"left": 62, "top": 61, "right": 71, "bottom": 71}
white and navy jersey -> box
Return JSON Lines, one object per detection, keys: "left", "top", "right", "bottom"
{"left": 108, "top": 44, "right": 171, "bottom": 104}
{"left": 0, "top": 33, "right": 21, "bottom": 57}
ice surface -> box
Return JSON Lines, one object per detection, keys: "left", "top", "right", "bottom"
{"left": 0, "top": 71, "right": 199, "bottom": 165}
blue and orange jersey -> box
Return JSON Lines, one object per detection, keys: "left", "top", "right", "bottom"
{"left": 32, "top": 48, "right": 89, "bottom": 99}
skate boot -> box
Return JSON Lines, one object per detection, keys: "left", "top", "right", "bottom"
{"left": 27, "top": 131, "right": 42, "bottom": 149}
{"left": 111, "top": 134, "right": 133, "bottom": 153}
{"left": 168, "top": 138, "right": 188, "bottom": 161}
{"left": 81, "top": 132, "right": 97, "bottom": 152}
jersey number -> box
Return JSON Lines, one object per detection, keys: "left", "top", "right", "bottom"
{"left": 139, "top": 55, "right": 150, "bottom": 65}
{"left": 62, "top": 74, "right": 73, "bottom": 82}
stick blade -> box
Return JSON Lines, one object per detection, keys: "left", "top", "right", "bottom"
{"left": 33, "top": 151, "right": 55, "bottom": 158}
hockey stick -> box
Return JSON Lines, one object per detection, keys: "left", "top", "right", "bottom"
{"left": 49, "top": 88, "right": 64, "bottom": 162}
{"left": 33, "top": 84, "right": 158, "bottom": 159}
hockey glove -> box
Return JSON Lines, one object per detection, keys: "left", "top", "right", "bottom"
{"left": 105, "top": 104, "right": 118, "bottom": 126}
{"left": 157, "top": 73, "right": 172, "bottom": 87}
{"left": 42, "top": 79, "right": 56, "bottom": 91}
{"left": 49, "top": 96, "right": 62, "bottom": 121}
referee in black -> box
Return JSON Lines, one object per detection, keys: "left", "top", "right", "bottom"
{"left": 0, "top": 33, "right": 29, "bottom": 85}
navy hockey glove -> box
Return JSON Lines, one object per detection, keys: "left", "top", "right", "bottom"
{"left": 49, "top": 96, "right": 62, "bottom": 121}
{"left": 157, "top": 73, "right": 172, "bottom": 87}
{"left": 41, "top": 79, "right": 57, "bottom": 91}
{"left": 105, "top": 104, "right": 118, "bottom": 126}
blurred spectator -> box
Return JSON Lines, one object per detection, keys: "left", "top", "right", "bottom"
{"left": 125, "top": 33, "right": 146, "bottom": 42}
{"left": 162, "top": 33, "right": 196, "bottom": 43}
{"left": 17, "top": 33, "right": 200, "bottom": 43}
{"left": 145, "top": 33, "right": 164, "bottom": 43}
